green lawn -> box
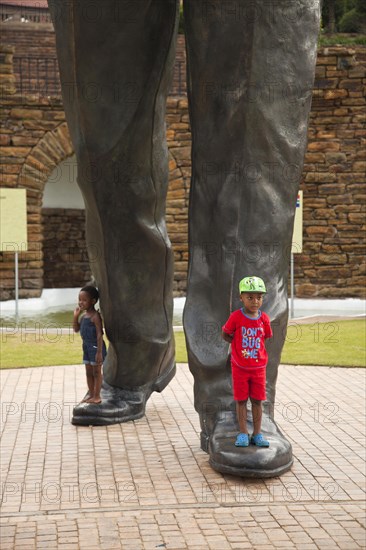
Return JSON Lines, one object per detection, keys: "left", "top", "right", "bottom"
{"left": 279, "top": 319, "right": 365, "bottom": 367}
{"left": 319, "top": 34, "right": 366, "bottom": 46}
{"left": 0, "top": 319, "right": 364, "bottom": 369}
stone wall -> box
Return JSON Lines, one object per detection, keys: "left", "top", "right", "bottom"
{"left": 299, "top": 46, "right": 366, "bottom": 297}
{"left": 0, "top": 31, "right": 365, "bottom": 300}
{"left": 42, "top": 208, "right": 91, "bottom": 288}
{"left": 0, "top": 38, "right": 73, "bottom": 298}
{"left": 1, "top": 23, "right": 186, "bottom": 97}
{"left": 166, "top": 98, "right": 190, "bottom": 295}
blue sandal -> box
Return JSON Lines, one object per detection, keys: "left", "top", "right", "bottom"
{"left": 251, "top": 433, "right": 270, "bottom": 447}
{"left": 235, "top": 433, "right": 250, "bottom": 447}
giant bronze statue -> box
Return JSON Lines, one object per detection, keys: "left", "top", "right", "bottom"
{"left": 49, "top": 0, "right": 320, "bottom": 477}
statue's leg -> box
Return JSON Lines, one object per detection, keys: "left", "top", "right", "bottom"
{"left": 48, "top": 0, "right": 179, "bottom": 424}
{"left": 184, "top": 0, "right": 320, "bottom": 476}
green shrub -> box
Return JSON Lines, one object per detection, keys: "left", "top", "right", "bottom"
{"left": 339, "top": 8, "right": 366, "bottom": 32}
{"left": 178, "top": 4, "right": 184, "bottom": 34}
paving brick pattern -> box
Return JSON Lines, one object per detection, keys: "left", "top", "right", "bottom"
{"left": 1, "top": 363, "right": 365, "bottom": 549}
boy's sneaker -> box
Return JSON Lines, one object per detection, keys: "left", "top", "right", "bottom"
{"left": 235, "top": 433, "right": 250, "bottom": 447}
{"left": 251, "top": 433, "right": 270, "bottom": 447}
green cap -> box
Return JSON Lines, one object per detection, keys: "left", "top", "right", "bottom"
{"left": 239, "top": 276, "right": 267, "bottom": 294}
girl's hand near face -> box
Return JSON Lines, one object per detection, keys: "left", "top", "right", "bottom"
{"left": 74, "top": 305, "right": 81, "bottom": 318}
{"left": 73, "top": 306, "right": 82, "bottom": 332}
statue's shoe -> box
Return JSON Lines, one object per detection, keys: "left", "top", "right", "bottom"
{"left": 72, "top": 362, "right": 176, "bottom": 426}
{"left": 202, "top": 411, "right": 293, "bottom": 478}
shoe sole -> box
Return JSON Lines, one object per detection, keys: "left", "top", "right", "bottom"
{"left": 209, "top": 456, "right": 294, "bottom": 478}
{"left": 72, "top": 362, "right": 176, "bottom": 426}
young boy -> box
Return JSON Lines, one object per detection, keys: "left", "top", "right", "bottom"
{"left": 222, "top": 276, "right": 272, "bottom": 448}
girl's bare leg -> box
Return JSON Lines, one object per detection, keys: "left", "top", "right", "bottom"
{"left": 83, "top": 364, "right": 94, "bottom": 401}
{"left": 87, "top": 365, "right": 102, "bottom": 404}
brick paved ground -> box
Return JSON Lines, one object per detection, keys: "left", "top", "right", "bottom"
{"left": 1, "top": 362, "right": 365, "bottom": 549}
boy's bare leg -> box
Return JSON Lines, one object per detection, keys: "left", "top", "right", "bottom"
{"left": 48, "top": 0, "right": 179, "bottom": 424}
{"left": 251, "top": 399, "right": 262, "bottom": 435}
{"left": 184, "top": 0, "right": 320, "bottom": 476}
{"left": 236, "top": 401, "right": 248, "bottom": 434}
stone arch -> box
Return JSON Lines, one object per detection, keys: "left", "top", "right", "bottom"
{"left": 16, "top": 121, "right": 76, "bottom": 297}
{"left": 18, "top": 121, "right": 73, "bottom": 196}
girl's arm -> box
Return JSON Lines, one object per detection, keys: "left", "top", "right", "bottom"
{"left": 92, "top": 312, "right": 104, "bottom": 365}
{"left": 73, "top": 306, "right": 81, "bottom": 332}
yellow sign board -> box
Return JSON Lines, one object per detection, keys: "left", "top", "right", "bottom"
{"left": 0, "top": 188, "right": 28, "bottom": 252}
{"left": 291, "top": 190, "right": 303, "bottom": 254}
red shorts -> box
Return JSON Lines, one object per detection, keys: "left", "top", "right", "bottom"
{"left": 231, "top": 363, "right": 266, "bottom": 402}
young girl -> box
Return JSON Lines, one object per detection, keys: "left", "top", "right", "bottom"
{"left": 73, "top": 286, "right": 107, "bottom": 404}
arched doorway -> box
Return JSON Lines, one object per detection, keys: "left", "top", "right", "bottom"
{"left": 42, "top": 154, "right": 92, "bottom": 288}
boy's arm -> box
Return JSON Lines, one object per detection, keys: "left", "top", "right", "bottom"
{"left": 222, "top": 312, "right": 235, "bottom": 343}
{"left": 264, "top": 314, "right": 273, "bottom": 339}
{"left": 222, "top": 331, "right": 234, "bottom": 343}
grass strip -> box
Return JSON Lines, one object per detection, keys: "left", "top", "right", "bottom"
{"left": 0, "top": 319, "right": 364, "bottom": 369}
